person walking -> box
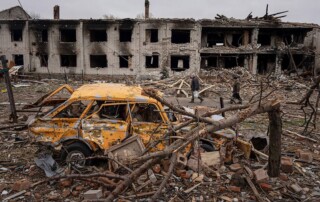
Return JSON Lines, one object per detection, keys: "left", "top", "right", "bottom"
{"left": 231, "top": 76, "right": 242, "bottom": 104}
{"left": 190, "top": 75, "right": 204, "bottom": 103}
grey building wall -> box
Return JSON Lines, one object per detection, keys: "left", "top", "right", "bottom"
{"left": 0, "top": 18, "right": 318, "bottom": 77}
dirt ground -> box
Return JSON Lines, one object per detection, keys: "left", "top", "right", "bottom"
{"left": 0, "top": 72, "right": 320, "bottom": 201}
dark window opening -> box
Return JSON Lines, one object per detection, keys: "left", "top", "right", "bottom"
{"left": 13, "top": 55, "right": 24, "bottom": 65}
{"left": 201, "top": 56, "right": 217, "bottom": 69}
{"left": 55, "top": 101, "right": 86, "bottom": 118}
{"left": 207, "top": 33, "right": 224, "bottom": 47}
{"left": 225, "top": 56, "right": 244, "bottom": 68}
{"left": 119, "top": 55, "right": 131, "bottom": 68}
{"left": 90, "top": 55, "right": 107, "bottom": 68}
{"left": 60, "top": 29, "right": 76, "bottom": 42}
{"left": 146, "top": 55, "right": 159, "bottom": 68}
{"left": 40, "top": 55, "right": 48, "bottom": 67}
{"left": 11, "top": 29, "right": 23, "bottom": 41}
{"left": 283, "top": 34, "right": 293, "bottom": 45}
{"left": 60, "top": 55, "right": 77, "bottom": 67}
{"left": 171, "top": 55, "right": 190, "bottom": 71}
{"left": 41, "top": 30, "right": 48, "bottom": 42}
{"left": 171, "top": 29, "right": 190, "bottom": 44}
{"left": 232, "top": 34, "right": 243, "bottom": 47}
{"left": 146, "top": 29, "right": 158, "bottom": 43}
{"left": 281, "top": 54, "right": 313, "bottom": 73}
{"left": 94, "top": 104, "right": 128, "bottom": 121}
{"left": 258, "top": 34, "right": 271, "bottom": 46}
{"left": 119, "top": 29, "right": 132, "bottom": 42}
{"left": 90, "top": 30, "right": 107, "bottom": 42}
{"left": 283, "top": 33, "right": 304, "bottom": 45}
{"left": 132, "top": 104, "right": 163, "bottom": 123}
{"left": 257, "top": 54, "right": 276, "bottom": 74}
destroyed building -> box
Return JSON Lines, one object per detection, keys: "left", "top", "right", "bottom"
{"left": 0, "top": 5, "right": 319, "bottom": 78}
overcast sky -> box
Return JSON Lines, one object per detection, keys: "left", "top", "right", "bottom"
{"left": 1, "top": 0, "right": 319, "bottom": 24}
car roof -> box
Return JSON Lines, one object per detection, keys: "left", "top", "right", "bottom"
{"left": 69, "top": 83, "right": 157, "bottom": 103}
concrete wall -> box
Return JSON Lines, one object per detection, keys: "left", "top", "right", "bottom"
{"left": 0, "top": 18, "right": 318, "bottom": 77}
{"left": 0, "top": 21, "right": 30, "bottom": 69}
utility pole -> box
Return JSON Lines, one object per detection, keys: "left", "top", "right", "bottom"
{"left": 0, "top": 55, "right": 18, "bottom": 123}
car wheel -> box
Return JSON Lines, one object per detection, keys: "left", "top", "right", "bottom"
{"left": 61, "top": 142, "right": 92, "bottom": 168}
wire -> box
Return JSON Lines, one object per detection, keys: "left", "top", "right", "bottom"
{"left": 17, "top": 0, "right": 29, "bottom": 19}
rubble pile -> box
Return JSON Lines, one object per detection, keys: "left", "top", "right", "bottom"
{"left": 0, "top": 69, "right": 319, "bottom": 201}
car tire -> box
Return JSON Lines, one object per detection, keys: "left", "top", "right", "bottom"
{"left": 61, "top": 142, "right": 92, "bottom": 167}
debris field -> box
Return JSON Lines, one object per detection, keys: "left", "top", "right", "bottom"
{"left": 0, "top": 67, "right": 320, "bottom": 202}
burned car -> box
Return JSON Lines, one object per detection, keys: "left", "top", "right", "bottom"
{"left": 27, "top": 83, "right": 216, "bottom": 165}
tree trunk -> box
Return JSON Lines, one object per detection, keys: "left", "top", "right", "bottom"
{"left": 268, "top": 108, "right": 282, "bottom": 177}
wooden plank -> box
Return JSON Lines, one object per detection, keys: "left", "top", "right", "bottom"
{"left": 3, "top": 190, "right": 26, "bottom": 201}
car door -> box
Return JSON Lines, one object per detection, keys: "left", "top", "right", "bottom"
{"left": 81, "top": 103, "right": 130, "bottom": 150}
{"left": 29, "top": 100, "right": 92, "bottom": 144}
{"left": 130, "top": 103, "right": 169, "bottom": 151}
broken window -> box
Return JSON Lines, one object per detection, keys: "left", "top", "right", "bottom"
{"left": 13, "top": 55, "right": 24, "bottom": 66}
{"left": 146, "top": 29, "right": 158, "bottom": 43}
{"left": 281, "top": 54, "right": 313, "bottom": 72}
{"left": 200, "top": 55, "right": 218, "bottom": 69}
{"left": 119, "top": 55, "right": 131, "bottom": 68}
{"left": 60, "top": 55, "right": 77, "bottom": 67}
{"left": 40, "top": 55, "right": 48, "bottom": 67}
{"left": 171, "top": 29, "right": 190, "bottom": 44}
{"left": 224, "top": 56, "right": 244, "bottom": 68}
{"left": 257, "top": 54, "right": 276, "bottom": 74}
{"left": 60, "top": 29, "right": 76, "bottom": 42}
{"left": 11, "top": 29, "right": 23, "bottom": 41}
{"left": 171, "top": 55, "right": 190, "bottom": 71}
{"left": 132, "top": 104, "right": 163, "bottom": 123}
{"left": 93, "top": 104, "right": 128, "bottom": 121}
{"left": 207, "top": 33, "right": 224, "bottom": 47}
{"left": 90, "top": 55, "right": 107, "bottom": 68}
{"left": 55, "top": 101, "right": 86, "bottom": 118}
{"left": 258, "top": 34, "right": 271, "bottom": 46}
{"left": 41, "top": 30, "right": 48, "bottom": 42}
{"left": 232, "top": 34, "right": 243, "bottom": 47}
{"left": 90, "top": 30, "right": 107, "bottom": 42}
{"left": 146, "top": 55, "right": 159, "bottom": 68}
{"left": 119, "top": 29, "right": 132, "bottom": 42}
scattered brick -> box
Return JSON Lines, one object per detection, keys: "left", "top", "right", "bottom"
{"left": 229, "top": 163, "right": 242, "bottom": 172}
{"left": 281, "top": 157, "right": 293, "bottom": 173}
{"left": 291, "top": 183, "right": 302, "bottom": 193}
{"left": 254, "top": 169, "right": 269, "bottom": 183}
{"left": 299, "top": 151, "right": 313, "bottom": 163}
{"left": 83, "top": 189, "right": 103, "bottom": 200}
{"left": 228, "top": 185, "right": 241, "bottom": 193}
{"left": 260, "top": 183, "right": 273, "bottom": 191}
{"left": 279, "top": 173, "right": 289, "bottom": 181}
{"left": 59, "top": 179, "right": 72, "bottom": 188}
{"left": 12, "top": 179, "right": 31, "bottom": 191}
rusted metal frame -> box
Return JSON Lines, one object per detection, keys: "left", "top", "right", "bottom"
{"left": 40, "top": 84, "right": 74, "bottom": 106}
{"left": 0, "top": 55, "right": 18, "bottom": 122}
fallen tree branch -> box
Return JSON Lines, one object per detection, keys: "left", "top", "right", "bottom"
{"left": 149, "top": 152, "right": 177, "bottom": 201}
{"left": 106, "top": 158, "right": 159, "bottom": 202}
{"left": 283, "top": 129, "right": 317, "bottom": 143}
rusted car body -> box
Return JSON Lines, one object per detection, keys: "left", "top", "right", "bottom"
{"left": 28, "top": 83, "right": 181, "bottom": 163}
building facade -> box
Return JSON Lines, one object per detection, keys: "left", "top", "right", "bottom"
{"left": 0, "top": 6, "right": 319, "bottom": 78}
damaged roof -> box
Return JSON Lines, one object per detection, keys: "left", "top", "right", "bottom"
{"left": 0, "top": 6, "right": 31, "bottom": 20}
{"left": 69, "top": 83, "right": 157, "bottom": 102}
